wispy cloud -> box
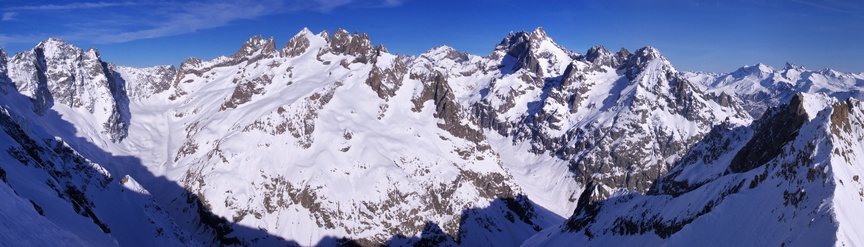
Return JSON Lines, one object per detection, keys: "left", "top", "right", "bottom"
{"left": 94, "top": 0, "right": 280, "bottom": 43}
{"left": 3, "top": 2, "right": 138, "bottom": 11}
{"left": 315, "top": 0, "right": 354, "bottom": 11}
{"left": 0, "top": 33, "right": 45, "bottom": 46}
{"left": 1, "top": 12, "right": 16, "bottom": 21}
{"left": 0, "top": 0, "right": 402, "bottom": 45}
{"left": 788, "top": 0, "right": 864, "bottom": 17}
{"left": 384, "top": 0, "right": 403, "bottom": 6}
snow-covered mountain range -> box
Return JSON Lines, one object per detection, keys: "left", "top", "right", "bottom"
{"left": 0, "top": 27, "right": 861, "bottom": 246}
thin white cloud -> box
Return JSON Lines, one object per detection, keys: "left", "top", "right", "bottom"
{"left": 95, "top": 1, "right": 278, "bottom": 43}
{"left": 1, "top": 12, "right": 16, "bottom": 21}
{"left": 3, "top": 2, "right": 138, "bottom": 11}
{"left": 0, "top": 0, "right": 402, "bottom": 45}
{"left": 788, "top": 0, "right": 864, "bottom": 16}
{"left": 315, "top": 0, "right": 354, "bottom": 11}
{"left": 382, "top": 0, "right": 403, "bottom": 7}
{"left": 0, "top": 33, "right": 44, "bottom": 46}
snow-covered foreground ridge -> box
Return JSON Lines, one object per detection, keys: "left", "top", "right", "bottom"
{"left": 0, "top": 27, "right": 861, "bottom": 246}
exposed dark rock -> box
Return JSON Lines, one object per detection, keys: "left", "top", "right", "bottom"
{"left": 494, "top": 27, "right": 572, "bottom": 78}
{"left": 624, "top": 46, "right": 664, "bottom": 80}
{"left": 220, "top": 75, "right": 272, "bottom": 111}
{"left": 365, "top": 56, "right": 408, "bottom": 100}
{"left": 830, "top": 98, "right": 856, "bottom": 135}
{"left": 585, "top": 45, "right": 625, "bottom": 70}
{"left": 411, "top": 72, "right": 485, "bottom": 144}
{"left": 328, "top": 29, "right": 377, "bottom": 64}
{"left": 281, "top": 29, "right": 313, "bottom": 57}
{"left": 233, "top": 36, "right": 278, "bottom": 65}
{"left": 730, "top": 93, "right": 809, "bottom": 173}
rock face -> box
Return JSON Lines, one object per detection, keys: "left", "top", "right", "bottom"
{"left": 1, "top": 28, "right": 862, "bottom": 247}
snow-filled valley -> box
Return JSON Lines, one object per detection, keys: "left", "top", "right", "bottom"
{"left": 0, "top": 27, "right": 862, "bottom": 246}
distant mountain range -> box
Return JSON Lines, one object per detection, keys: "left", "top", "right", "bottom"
{"left": 0, "top": 27, "right": 862, "bottom": 246}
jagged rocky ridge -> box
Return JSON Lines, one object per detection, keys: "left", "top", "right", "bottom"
{"left": 0, "top": 27, "right": 861, "bottom": 246}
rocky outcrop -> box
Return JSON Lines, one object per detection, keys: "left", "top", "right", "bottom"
{"left": 411, "top": 71, "right": 485, "bottom": 144}
{"left": 730, "top": 93, "right": 809, "bottom": 173}
{"left": 281, "top": 28, "right": 313, "bottom": 57}
{"left": 365, "top": 56, "right": 408, "bottom": 100}
{"left": 325, "top": 29, "right": 380, "bottom": 64}
{"left": 232, "top": 36, "right": 277, "bottom": 65}
{"left": 0, "top": 48, "right": 11, "bottom": 93}
{"left": 493, "top": 27, "right": 576, "bottom": 78}
{"left": 584, "top": 45, "right": 628, "bottom": 70}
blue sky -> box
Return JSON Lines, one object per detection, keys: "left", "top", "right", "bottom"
{"left": 1, "top": 0, "right": 862, "bottom": 73}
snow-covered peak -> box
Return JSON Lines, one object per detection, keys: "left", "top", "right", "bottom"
{"left": 421, "top": 45, "right": 471, "bottom": 63}
{"left": 37, "top": 37, "right": 73, "bottom": 49}
{"left": 783, "top": 62, "right": 805, "bottom": 71}
{"left": 296, "top": 27, "right": 313, "bottom": 36}
{"left": 179, "top": 57, "right": 204, "bottom": 71}
{"left": 631, "top": 46, "right": 666, "bottom": 63}
{"left": 281, "top": 28, "right": 324, "bottom": 57}
{"left": 35, "top": 38, "right": 85, "bottom": 60}
{"left": 529, "top": 26, "right": 549, "bottom": 41}
{"left": 729, "top": 63, "right": 774, "bottom": 78}
{"left": 624, "top": 46, "right": 674, "bottom": 79}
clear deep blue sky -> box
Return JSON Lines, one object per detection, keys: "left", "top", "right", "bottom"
{"left": 1, "top": 0, "right": 862, "bottom": 73}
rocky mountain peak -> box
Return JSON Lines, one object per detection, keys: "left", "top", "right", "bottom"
{"left": 493, "top": 27, "right": 572, "bottom": 77}
{"left": 34, "top": 38, "right": 84, "bottom": 60}
{"left": 631, "top": 46, "right": 665, "bottom": 63}
{"left": 233, "top": 35, "right": 277, "bottom": 63}
{"left": 585, "top": 45, "right": 611, "bottom": 61}
{"left": 423, "top": 45, "right": 470, "bottom": 63}
{"left": 529, "top": 26, "right": 549, "bottom": 41}
{"left": 281, "top": 28, "right": 316, "bottom": 57}
{"left": 623, "top": 46, "right": 672, "bottom": 79}
{"left": 784, "top": 62, "right": 804, "bottom": 71}
{"left": 317, "top": 30, "right": 331, "bottom": 43}
{"left": 179, "top": 57, "right": 204, "bottom": 72}
{"left": 326, "top": 29, "right": 377, "bottom": 63}
{"left": 585, "top": 45, "right": 625, "bottom": 69}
